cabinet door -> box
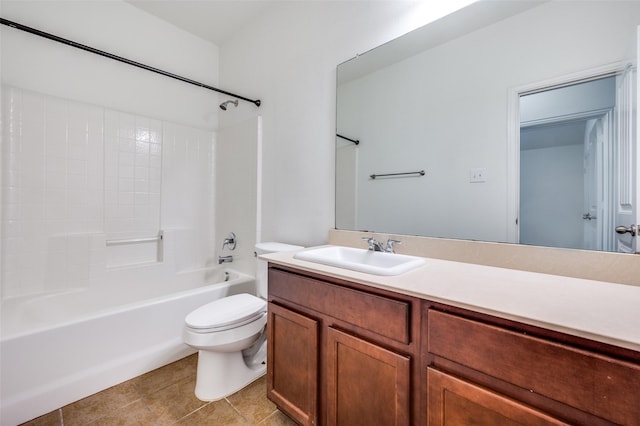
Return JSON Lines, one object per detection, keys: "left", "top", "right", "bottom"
{"left": 326, "top": 327, "right": 411, "bottom": 426}
{"left": 427, "top": 369, "right": 568, "bottom": 426}
{"left": 267, "top": 302, "right": 319, "bottom": 426}
{"left": 427, "top": 309, "right": 640, "bottom": 424}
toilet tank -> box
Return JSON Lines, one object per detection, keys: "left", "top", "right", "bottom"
{"left": 255, "top": 242, "right": 303, "bottom": 299}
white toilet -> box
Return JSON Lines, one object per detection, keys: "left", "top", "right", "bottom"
{"left": 182, "top": 242, "right": 302, "bottom": 401}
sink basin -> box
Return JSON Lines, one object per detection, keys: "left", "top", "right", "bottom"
{"left": 293, "top": 246, "right": 426, "bottom": 276}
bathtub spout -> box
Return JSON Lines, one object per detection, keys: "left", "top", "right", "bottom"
{"left": 218, "top": 255, "right": 233, "bottom": 264}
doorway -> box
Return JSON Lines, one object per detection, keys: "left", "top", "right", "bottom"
{"left": 520, "top": 111, "right": 613, "bottom": 250}
{"left": 516, "top": 74, "right": 623, "bottom": 251}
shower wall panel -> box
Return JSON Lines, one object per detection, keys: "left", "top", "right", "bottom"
{"left": 104, "top": 111, "right": 162, "bottom": 240}
{"left": 1, "top": 86, "right": 216, "bottom": 300}
{"left": 1, "top": 87, "right": 104, "bottom": 297}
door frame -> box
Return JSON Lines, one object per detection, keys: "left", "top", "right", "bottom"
{"left": 582, "top": 111, "right": 615, "bottom": 251}
{"left": 506, "top": 61, "right": 629, "bottom": 244}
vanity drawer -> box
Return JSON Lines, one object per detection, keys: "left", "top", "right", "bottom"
{"left": 269, "top": 268, "right": 410, "bottom": 344}
{"left": 427, "top": 309, "right": 640, "bottom": 425}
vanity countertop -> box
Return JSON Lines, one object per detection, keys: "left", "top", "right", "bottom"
{"left": 261, "top": 246, "right": 640, "bottom": 352}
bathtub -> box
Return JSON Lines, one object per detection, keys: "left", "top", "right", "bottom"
{"left": 0, "top": 267, "right": 256, "bottom": 426}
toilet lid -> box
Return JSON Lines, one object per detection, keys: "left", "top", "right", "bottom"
{"left": 185, "top": 293, "right": 267, "bottom": 330}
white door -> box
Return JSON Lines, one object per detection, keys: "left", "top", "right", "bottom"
{"left": 613, "top": 63, "right": 638, "bottom": 253}
{"left": 584, "top": 112, "right": 613, "bottom": 251}
{"left": 583, "top": 119, "right": 600, "bottom": 250}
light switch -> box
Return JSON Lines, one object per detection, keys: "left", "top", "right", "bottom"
{"left": 469, "top": 168, "right": 487, "bottom": 183}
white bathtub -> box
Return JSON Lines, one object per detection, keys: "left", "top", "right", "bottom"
{"left": 0, "top": 267, "right": 256, "bottom": 426}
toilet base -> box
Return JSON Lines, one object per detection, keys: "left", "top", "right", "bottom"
{"left": 194, "top": 349, "right": 266, "bottom": 401}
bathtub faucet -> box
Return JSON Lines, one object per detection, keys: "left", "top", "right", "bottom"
{"left": 218, "top": 255, "right": 233, "bottom": 264}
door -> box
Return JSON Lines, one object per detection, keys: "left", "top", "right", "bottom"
{"left": 613, "top": 60, "right": 639, "bottom": 253}
{"left": 427, "top": 369, "right": 568, "bottom": 426}
{"left": 583, "top": 118, "right": 599, "bottom": 249}
{"left": 516, "top": 70, "right": 638, "bottom": 252}
{"left": 267, "top": 303, "right": 319, "bottom": 426}
{"left": 583, "top": 112, "right": 613, "bottom": 251}
{"left": 326, "top": 327, "right": 411, "bottom": 426}
{"left": 518, "top": 75, "right": 619, "bottom": 250}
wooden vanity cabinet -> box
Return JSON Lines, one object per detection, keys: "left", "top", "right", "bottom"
{"left": 424, "top": 305, "right": 640, "bottom": 426}
{"left": 267, "top": 265, "right": 422, "bottom": 426}
{"left": 267, "top": 263, "right": 640, "bottom": 425}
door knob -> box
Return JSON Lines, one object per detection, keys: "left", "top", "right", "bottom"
{"left": 615, "top": 225, "right": 637, "bottom": 236}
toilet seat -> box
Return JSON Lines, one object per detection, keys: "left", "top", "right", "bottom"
{"left": 185, "top": 293, "right": 266, "bottom": 333}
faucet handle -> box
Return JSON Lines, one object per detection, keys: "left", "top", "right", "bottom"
{"left": 362, "top": 236, "right": 377, "bottom": 251}
{"left": 385, "top": 239, "right": 401, "bottom": 253}
{"left": 362, "top": 237, "right": 387, "bottom": 252}
{"left": 222, "top": 232, "right": 237, "bottom": 250}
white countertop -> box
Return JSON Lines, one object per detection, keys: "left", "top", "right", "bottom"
{"left": 262, "top": 246, "right": 640, "bottom": 352}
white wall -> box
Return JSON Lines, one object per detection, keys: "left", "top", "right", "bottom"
{"left": 335, "top": 141, "right": 358, "bottom": 230}
{"left": 219, "top": 0, "right": 477, "bottom": 246}
{"left": 520, "top": 144, "right": 584, "bottom": 249}
{"left": 0, "top": 0, "right": 220, "bottom": 130}
{"left": 220, "top": 0, "right": 640, "bottom": 246}
{"left": 215, "top": 116, "right": 260, "bottom": 272}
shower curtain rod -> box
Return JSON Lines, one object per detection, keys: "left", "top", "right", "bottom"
{"left": 336, "top": 134, "right": 360, "bottom": 145}
{"left": 0, "top": 18, "right": 262, "bottom": 107}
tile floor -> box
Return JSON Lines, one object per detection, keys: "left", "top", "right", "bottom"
{"left": 20, "top": 354, "right": 298, "bottom": 426}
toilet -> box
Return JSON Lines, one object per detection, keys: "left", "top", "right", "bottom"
{"left": 182, "top": 242, "right": 302, "bottom": 401}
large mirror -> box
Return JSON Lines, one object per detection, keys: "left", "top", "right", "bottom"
{"left": 336, "top": 0, "right": 640, "bottom": 253}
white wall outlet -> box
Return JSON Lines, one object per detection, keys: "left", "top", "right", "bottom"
{"left": 469, "top": 168, "right": 487, "bottom": 183}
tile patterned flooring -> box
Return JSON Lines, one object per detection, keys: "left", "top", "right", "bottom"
{"left": 21, "top": 354, "right": 297, "bottom": 425}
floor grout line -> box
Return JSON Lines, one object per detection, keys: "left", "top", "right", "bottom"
{"left": 169, "top": 399, "right": 213, "bottom": 425}
{"left": 224, "top": 397, "right": 251, "bottom": 423}
{"left": 21, "top": 354, "right": 296, "bottom": 426}
{"left": 137, "top": 392, "right": 161, "bottom": 426}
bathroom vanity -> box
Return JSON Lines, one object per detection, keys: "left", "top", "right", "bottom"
{"left": 264, "top": 250, "right": 640, "bottom": 426}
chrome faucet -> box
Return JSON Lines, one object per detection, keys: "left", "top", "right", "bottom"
{"left": 384, "top": 239, "right": 401, "bottom": 253}
{"left": 362, "top": 237, "right": 401, "bottom": 253}
{"left": 222, "top": 232, "right": 237, "bottom": 250}
{"left": 218, "top": 255, "right": 233, "bottom": 264}
{"left": 363, "top": 237, "right": 385, "bottom": 252}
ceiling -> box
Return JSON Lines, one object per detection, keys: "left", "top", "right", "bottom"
{"left": 125, "top": 0, "right": 280, "bottom": 46}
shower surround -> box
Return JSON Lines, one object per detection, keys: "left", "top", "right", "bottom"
{"left": 0, "top": 85, "right": 241, "bottom": 424}
{"left": 1, "top": 85, "right": 216, "bottom": 298}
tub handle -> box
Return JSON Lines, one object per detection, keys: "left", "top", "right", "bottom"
{"left": 222, "top": 232, "right": 237, "bottom": 250}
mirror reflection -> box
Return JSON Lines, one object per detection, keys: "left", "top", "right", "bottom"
{"left": 336, "top": 0, "right": 639, "bottom": 253}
